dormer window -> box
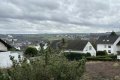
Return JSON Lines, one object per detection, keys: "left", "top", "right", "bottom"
{"left": 103, "top": 40, "right": 105, "bottom": 42}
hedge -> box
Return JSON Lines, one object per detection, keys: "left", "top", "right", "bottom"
{"left": 86, "top": 57, "right": 114, "bottom": 61}
{"left": 96, "top": 51, "right": 107, "bottom": 56}
{"left": 65, "top": 52, "right": 91, "bottom": 60}
{"left": 86, "top": 55, "right": 117, "bottom": 61}
{"left": 65, "top": 52, "right": 117, "bottom": 61}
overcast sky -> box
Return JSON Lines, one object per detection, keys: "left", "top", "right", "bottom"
{"left": 0, "top": 0, "right": 120, "bottom": 34}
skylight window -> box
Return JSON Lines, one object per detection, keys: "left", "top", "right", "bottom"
{"left": 107, "top": 40, "right": 109, "bottom": 42}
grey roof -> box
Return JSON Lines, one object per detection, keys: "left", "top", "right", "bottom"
{"left": 65, "top": 40, "right": 88, "bottom": 50}
{"left": 51, "top": 40, "right": 89, "bottom": 51}
{"left": 97, "top": 35, "right": 119, "bottom": 44}
{"left": 0, "top": 39, "right": 12, "bottom": 50}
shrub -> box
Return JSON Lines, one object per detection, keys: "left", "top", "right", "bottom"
{"left": 24, "top": 47, "right": 38, "bottom": 57}
{"left": 86, "top": 53, "right": 91, "bottom": 57}
{"left": 86, "top": 55, "right": 117, "bottom": 61}
{"left": 96, "top": 51, "right": 107, "bottom": 56}
{"left": 0, "top": 42, "right": 86, "bottom": 80}
{"left": 65, "top": 52, "right": 91, "bottom": 60}
{"left": 108, "top": 54, "right": 117, "bottom": 60}
{"left": 86, "top": 57, "right": 113, "bottom": 61}
{"left": 65, "top": 53, "right": 85, "bottom": 60}
{"left": 5, "top": 53, "right": 86, "bottom": 80}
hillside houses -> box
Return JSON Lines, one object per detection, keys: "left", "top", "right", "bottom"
{"left": 51, "top": 32, "right": 120, "bottom": 56}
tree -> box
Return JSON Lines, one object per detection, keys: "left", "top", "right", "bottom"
{"left": 110, "top": 31, "right": 117, "bottom": 36}
{"left": 61, "top": 38, "right": 66, "bottom": 49}
{"left": 7, "top": 47, "right": 86, "bottom": 80}
{"left": 39, "top": 43, "right": 44, "bottom": 54}
{"left": 24, "top": 47, "right": 38, "bottom": 57}
{"left": 0, "top": 43, "right": 86, "bottom": 80}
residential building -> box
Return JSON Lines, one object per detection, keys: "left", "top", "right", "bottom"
{"left": 97, "top": 32, "right": 120, "bottom": 55}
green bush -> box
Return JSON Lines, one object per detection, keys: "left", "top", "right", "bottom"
{"left": 65, "top": 53, "right": 85, "bottom": 60}
{"left": 108, "top": 54, "right": 117, "bottom": 60}
{"left": 0, "top": 45, "right": 86, "bottom": 80}
{"left": 4, "top": 54, "right": 86, "bottom": 80}
{"left": 86, "top": 54, "right": 117, "bottom": 61}
{"left": 86, "top": 53, "right": 91, "bottom": 57}
{"left": 65, "top": 52, "right": 91, "bottom": 60}
{"left": 24, "top": 47, "right": 38, "bottom": 57}
{"left": 86, "top": 57, "right": 113, "bottom": 61}
{"left": 96, "top": 51, "right": 107, "bottom": 56}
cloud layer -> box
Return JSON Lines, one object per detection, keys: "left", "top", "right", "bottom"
{"left": 0, "top": 0, "right": 120, "bottom": 34}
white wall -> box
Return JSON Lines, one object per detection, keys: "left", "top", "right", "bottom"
{"left": 113, "top": 37, "right": 120, "bottom": 54}
{"left": 117, "top": 46, "right": 120, "bottom": 52}
{"left": 0, "top": 42, "right": 8, "bottom": 51}
{"left": 64, "top": 50, "right": 83, "bottom": 53}
{"left": 97, "top": 44, "right": 114, "bottom": 54}
{"left": 0, "top": 51, "right": 23, "bottom": 68}
{"left": 83, "top": 42, "right": 96, "bottom": 56}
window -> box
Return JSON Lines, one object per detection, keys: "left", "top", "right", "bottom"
{"left": 108, "top": 46, "right": 111, "bottom": 48}
{"left": 89, "top": 46, "right": 92, "bottom": 50}
{"left": 108, "top": 50, "right": 111, "bottom": 53}
{"left": 104, "top": 45, "right": 107, "bottom": 48}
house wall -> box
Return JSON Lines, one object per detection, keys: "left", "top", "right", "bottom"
{"left": 97, "top": 44, "right": 114, "bottom": 54}
{"left": 117, "top": 46, "right": 120, "bottom": 52}
{"left": 83, "top": 42, "right": 96, "bottom": 56}
{"left": 97, "top": 37, "right": 120, "bottom": 55}
{"left": 0, "top": 42, "right": 8, "bottom": 51}
{"left": 64, "top": 50, "right": 83, "bottom": 53}
{"left": 113, "top": 37, "right": 120, "bottom": 54}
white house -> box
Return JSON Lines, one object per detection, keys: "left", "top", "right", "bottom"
{"left": 0, "top": 39, "right": 12, "bottom": 51}
{"left": 0, "top": 51, "right": 23, "bottom": 68}
{"left": 51, "top": 40, "right": 96, "bottom": 56}
{"left": 97, "top": 32, "right": 120, "bottom": 55}
{"left": 64, "top": 40, "right": 96, "bottom": 56}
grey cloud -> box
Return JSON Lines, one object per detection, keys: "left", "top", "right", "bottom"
{"left": 0, "top": 0, "right": 120, "bottom": 33}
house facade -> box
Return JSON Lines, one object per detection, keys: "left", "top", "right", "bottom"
{"left": 97, "top": 33, "right": 120, "bottom": 55}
